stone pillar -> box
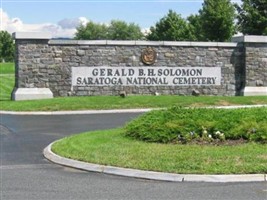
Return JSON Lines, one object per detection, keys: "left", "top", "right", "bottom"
{"left": 12, "top": 32, "right": 54, "bottom": 101}
{"left": 232, "top": 36, "right": 267, "bottom": 96}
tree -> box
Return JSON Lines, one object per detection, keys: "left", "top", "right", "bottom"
{"left": 0, "top": 31, "right": 15, "bottom": 62}
{"left": 107, "top": 20, "right": 143, "bottom": 40}
{"left": 235, "top": 0, "right": 267, "bottom": 35}
{"left": 187, "top": 14, "right": 204, "bottom": 41}
{"left": 75, "top": 20, "right": 144, "bottom": 40}
{"left": 75, "top": 21, "right": 108, "bottom": 40}
{"left": 146, "top": 10, "right": 193, "bottom": 41}
{"left": 198, "top": 0, "right": 236, "bottom": 42}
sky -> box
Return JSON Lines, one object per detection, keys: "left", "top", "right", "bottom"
{"left": 0, "top": 0, "right": 242, "bottom": 38}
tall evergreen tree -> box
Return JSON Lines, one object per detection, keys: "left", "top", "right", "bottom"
{"left": 235, "top": 0, "right": 267, "bottom": 35}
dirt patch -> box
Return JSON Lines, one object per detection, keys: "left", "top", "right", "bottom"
{"left": 190, "top": 103, "right": 206, "bottom": 107}
{"left": 252, "top": 100, "right": 266, "bottom": 104}
{"left": 257, "top": 155, "right": 267, "bottom": 160}
{"left": 216, "top": 100, "right": 237, "bottom": 106}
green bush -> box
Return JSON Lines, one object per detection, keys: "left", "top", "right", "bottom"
{"left": 124, "top": 107, "right": 267, "bottom": 144}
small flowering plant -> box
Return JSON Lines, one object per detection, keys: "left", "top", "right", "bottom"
{"left": 176, "top": 126, "right": 227, "bottom": 144}
{"left": 202, "top": 126, "right": 208, "bottom": 138}
{"left": 214, "top": 131, "right": 226, "bottom": 141}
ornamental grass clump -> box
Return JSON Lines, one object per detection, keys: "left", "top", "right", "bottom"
{"left": 124, "top": 106, "right": 267, "bottom": 144}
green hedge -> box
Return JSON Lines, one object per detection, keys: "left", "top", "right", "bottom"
{"left": 124, "top": 107, "right": 267, "bottom": 144}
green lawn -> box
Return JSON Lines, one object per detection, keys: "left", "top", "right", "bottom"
{"left": 52, "top": 128, "right": 267, "bottom": 174}
{"left": 1, "top": 95, "right": 267, "bottom": 111}
{"left": 0, "top": 62, "right": 15, "bottom": 74}
{"left": 0, "top": 62, "right": 15, "bottom": 101}
{"left": 0, "top": 75, "right": 14, "bottom": 100}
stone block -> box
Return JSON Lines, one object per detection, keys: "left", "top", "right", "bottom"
{"left": 192, "top": 89, "right": 200, "bottom": 96}
{"left": 165, "top": 53, "right": 175, "bottom": 58}
{"left": 256, "top": 80, "right": 264, "bottom": 86}
{"left": 55, "top": 58, "right": 62, "bottom": 63}
{"left": 232, "top": 35, "right": 267, "bottom": 43}
{"left": 12, "top": 88, "right": 53, "bottom": 101}
{"left": 107, "top": 40, "right": 136, "bottom": 45}
{"left": 163, "top": 41, "right": 191, "bottom": 46}
{"left": 13, "top": 32, "right": 52, "bottom": 40}
{"left": 244, "top": 87, "right": 267, "bottom": 96}
{"left": 77, "top": 50, "right": 85, "bottom": 56}
{"left": 119, "top": 91, "right": 127, "bottom": 98}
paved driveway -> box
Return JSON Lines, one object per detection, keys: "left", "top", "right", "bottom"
{"left": 1, "top": 113, "right": 266, "bottom": 200}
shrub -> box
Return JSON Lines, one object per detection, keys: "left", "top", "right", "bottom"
{"left": 124, "top": 107, "right": 267, "bottom": 144}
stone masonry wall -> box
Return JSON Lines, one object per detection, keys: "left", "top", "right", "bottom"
{"left": 245, "top": 43, "right": 267, "bottom": 87}
{"left": 15, "top": 38, "right": 246, "bottom": 97}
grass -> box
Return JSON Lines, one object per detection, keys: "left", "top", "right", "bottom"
{"left": 0, "top": 75, "right": 14, "bottom": 100}
{"left": 52, "top": 128, "right": 267, "bottom": 174}
{"left": 1, "top": 95, "right": 267, "bottom": 111}
{"left": 0, "top": 62, "right": 15, "bottom": 74}
{"left": 0, "top": 62, "right": 15, "bottom": 101}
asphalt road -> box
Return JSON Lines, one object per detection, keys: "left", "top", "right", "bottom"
{"left": 1, "top": 113, "right": 266, "bottom": 200}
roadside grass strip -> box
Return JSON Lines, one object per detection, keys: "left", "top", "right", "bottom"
{"left": 1, "top": 95, "right": 267, "bottom": 111}
{"left": 52, "top": 107, "right": 267, "bottom": 175}
{"left": 52, "top": 128, "right": 267, "bottom": 175}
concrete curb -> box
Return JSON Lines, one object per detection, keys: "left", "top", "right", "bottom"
{"left": 0, "top": 108, "right": 154, "bottom": 115}
{"left": 1, "top": 105, "right": 267, "bottom": 115}
{"left": 44, "top": 142, "right": 266, "bottom": 183}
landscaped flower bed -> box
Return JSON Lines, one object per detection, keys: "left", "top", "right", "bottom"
{"left": 124, "top": 107, "right": 267, "bottom": 144}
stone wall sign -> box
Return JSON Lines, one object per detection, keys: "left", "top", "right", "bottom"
{"left": 12, "top": 33, "right": 267, "bottom": 99}
{"left": 72, "top": 66, "right": 221, "bottom": 86}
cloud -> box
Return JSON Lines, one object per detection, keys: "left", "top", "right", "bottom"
{"left": 58, "top": 17, "right": 88, "bottom": 29}
{"left": 1, "top": 9, "right": 89, "bottom": 38}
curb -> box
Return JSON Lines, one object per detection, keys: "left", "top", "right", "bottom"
{"left": 0, "top": 108, "right": 154, "bottom": 115}
{"left": 44, "top": 142, "right": 266, "bottom": 183}
{"left": 1, "top": 105, "right": 267, "bottom": 115}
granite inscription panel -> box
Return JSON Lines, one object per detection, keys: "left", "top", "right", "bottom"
{"left": 72, "top": 67, "right": 221, "bottom": 86}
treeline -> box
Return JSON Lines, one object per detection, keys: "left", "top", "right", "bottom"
{"left": 1, "top": 0, "right": 266, "bottom": 62}
{"left": 75, "top": 0, "right": 267, "bottom": 41}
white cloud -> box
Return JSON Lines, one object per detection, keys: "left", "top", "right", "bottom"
{"left": 0, "top": 9, "right": 89, "bottom": 38}
{"left": 58, "top": 17, "right": 88, "bottom": 29}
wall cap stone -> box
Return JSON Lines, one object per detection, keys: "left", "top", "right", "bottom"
{"left": 77, "top": 40, "right": 107, "bottom": 45}
{"left": 232, "top": 35, "right": 267, "bottom": 43}
{"left": 13, "top": 32, "right": 52, "bottom": 40}
{"left": 107, "top": 40, "right": 136, "bottom": 45}
{"left": 48, "top": 39, "right": 238, "bottom": 47}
